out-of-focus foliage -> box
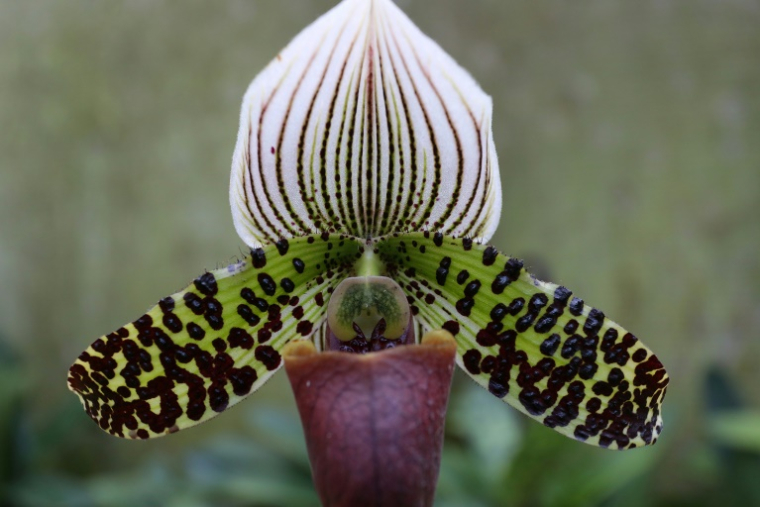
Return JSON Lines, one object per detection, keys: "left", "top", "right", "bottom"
{"left": 1, "top": 0, "right": 758, "bottom": 506}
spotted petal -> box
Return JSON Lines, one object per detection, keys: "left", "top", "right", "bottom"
{"left": 68, "top": 234, "right": 363, "bottom": 438}
{"left": 230, "top": 0, "right": 501, "bottom": 247}
{"left": 376, "top": 232, "right": 668, "bottom": 449}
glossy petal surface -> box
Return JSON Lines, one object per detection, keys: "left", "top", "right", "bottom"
{"left": 230, "top": 0, "right": 500, "bottom": 246}
{"left": 376, "top": 232, "right": 668, "bottom": 449}
{"left": 68, "top": 235, "right": 363, "bottom": 438}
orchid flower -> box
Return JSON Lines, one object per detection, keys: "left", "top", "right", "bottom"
{"left": 69, "top": 0, "right": 668, "bottom": 504}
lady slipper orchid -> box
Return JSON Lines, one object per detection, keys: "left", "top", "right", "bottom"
{"left": 68, "top": 0, "right": 669, "bottom": 504}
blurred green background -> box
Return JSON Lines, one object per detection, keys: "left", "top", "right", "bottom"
{"left": 1, "top": 0, "right": 759, "bottom": 505}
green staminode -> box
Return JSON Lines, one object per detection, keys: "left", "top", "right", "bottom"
{"left": 329, "top": 277, "right": 407, "bottom": 341}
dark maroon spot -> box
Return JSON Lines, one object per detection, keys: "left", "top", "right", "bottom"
{"left": 275, "top": 238, "right": 290, "bottom": 256}
{"left": 186, "top": 399, "right": 206, "bottom": 421}
{"left": 503, "top": 258, "right": 523, "bottom": 280}
{"left": 241, "top": 288, "right": 258, "bottom": 307}
{"left": 194, "top": 272, "right": 218, "bottom": 296}
{"left": 608, "top": 367, "right": 624, "bottom": 386}
{"left": 583, "top": 309, "right": 605, "bottom": 336}
{"left": 586, "top": 397, "right": 602, "bottom": 412}
{"left": 593, "top": 381, "right": 613, "bottom": 396}
{"left": 491, "top": 272, "right": 510, "bottom": 294}
{"left": 258, "top": 273, "right": 277, "bottom": 296}
{"left": 561, "top": 335, "right": 581, "bottom": 359}
{"left": 579, "top": 362, "right": 598, "bottom": 380}
{"left": 534, "top": 314, "right": 557, "bottom": 334}
{"left": 436, "top": 257, "right": 451, "bottom": 285}
{"left": 489, "top": 375, "right": 509, "bottom": 398}
{"left": 267, "top": 304, "right": 281, "bottom": 321}
{"left": 212, "top": 338, "right": 227, "bottom": 352}
{"left": 255, "top": 345, "right": 281, "bottom": 370}
{"left": 502, "top": 300, "right": 522, "bottom": 318}
{"left": 456, "top": 270, "right": 470, "bottom": 285}
{"left": 159, "top": 297, "right": 175, "bottom": 313}
{"left": 601, "top": 328, "right": 618, "bottom": 352}
{"left": 515, "top": 312, "right": 537, "bottom": 333}
{"left": 229, "top": 327, "right": 254, "bottom": 349}
{"left": 251, "top": 248, "right": 267, "bottom": 269}
{"left": 433, "top": 232, "right": 443, "bottom": 247}
{"left": 476, "top": 329, "right": 498, "bottom": 347}
{"left": 187, "top": 322, "right": 205, "bottom": 340}
{"left": 315, "top": 293, "right": 324, "bottom": 306}
{"left": 292, "top": 258, "right": 305, "bottom": 274}
{"left": 487, "top": 321, "right": 504, "bottom": 334}
{"left": 569, "top": 297, "right": 584, "bottom": 316}
{"left": 519, "top": 386, "right": 547, "bottom": 416}
{"left": 464, "top": 280, "right": 481, "bottom": 298}
{"left": 553, "top": 286, "right": 572, "bottom": 305}
{"left": 297, "top": 320, "right": 313, "bottom": 336}
{"left": 462, "top": 238, "right": 473, "bottom": 251}
{"left": 204, "top": 297, "right": 222, "bottom": 316}
{"left": 257, "top": 328, "right": 272, "bottom": 343}
{"left": 253, "top": 298, "right": 269, "bottom": 312}
{"left": 209, "top": 384, "right": 229, "bottom": 413}
{"left": 632, "top": 349, "right": 647, "bottom": 362}
{"left": 162, "top": 313, "right": 183, "bottom": 333}
{"left": 456, "top": 298, "right": 474, "bottom": 317}
{"left": 237, "top": 304, "right": 260, "bottom": 327}
{"left": 280, "top": 277, "right": 295, "bottom": 293}
{"left": 490, "top": 303, "right": 508, "bottom": 322}
{"left": 540, "top": 334, "right": 561, "bottom": 356}
{"left": 564, "top": 320, "right": 579, "bottom": 335}
{"left": 529, "top": 293, "right": 549, "bottom": 311}
{"left": 229, "top": 366, "right": 258, "bottom": 396}
{"left": 574, "top": 426, "right": 590, "bottom": 441}
{"left": 462, "top": 349, "right": 482, "bottom": 374}
{"left": 152, "top": 328, "right": 173, "bottom": 352}
{"left": 184, "top": 292, "right": 204, "bottom": 315}
{"left": 175, "top": 347, "right": 192, "bottom": 363}
{"left": 482, "top": 246, "right": 498, "bottom": 266}
{"left": 442, "top": 320, "right": 460, "bottom": 335}
{"left": 481, "top": 355, "right": 497, "bottom": 374}
{"left": 134, "top": 314, "right": 153, "bottom": 330}
{"left": 205, "top": 313, "right": 224, "bottom": 331}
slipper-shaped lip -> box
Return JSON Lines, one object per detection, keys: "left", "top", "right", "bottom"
{"left": 283, "top": 331, "right": 457, "bottom": 507}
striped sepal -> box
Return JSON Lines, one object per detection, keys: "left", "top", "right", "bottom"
{"left": 230, "top": 0, "right": 501, "bottom": 247}
{"left": 376, "top": 232, "right": 668, "bottom": 449}
{"left": 68, "top": 234, "right": 364, "bottom": 438}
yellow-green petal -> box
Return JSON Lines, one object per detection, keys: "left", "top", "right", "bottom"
{"left": 68, "top": 234, "right": 363, "bottom": 438}
{"left": 376, "top": 232, "right": 668, "bottom": 450}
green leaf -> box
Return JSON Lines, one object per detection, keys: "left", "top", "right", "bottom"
{"left": 708, "top": 411, "right": 760, "bottom": 453}
{"left": 68, "top": 234, "right": 363, "bottom": 438}
{"left": 377, "top": 232, "right": 668, "bottom": 449}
